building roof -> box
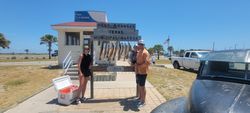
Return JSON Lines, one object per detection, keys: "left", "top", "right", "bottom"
{"left": 52, "top": 22, "right": 97, "bottom": 27}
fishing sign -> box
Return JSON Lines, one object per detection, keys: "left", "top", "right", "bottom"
{"left": 92, "top": 23, "right": 141, "bottom": 41}
{"left": 92, "top": 22, "right": 141, "bottom": 65}
{"left": 89, "top": 22, "right": 141, "bottom": 98}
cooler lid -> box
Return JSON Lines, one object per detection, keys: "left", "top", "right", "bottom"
{"left": 52, "top": 75, "right": 72, "bottom": 91}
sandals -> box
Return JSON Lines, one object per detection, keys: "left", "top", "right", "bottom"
{"left": 80, "top": 97, "right": 88, "bottom": 102}
{"left": 76, "top": 97, "right": 88, "bottom": 104}
{"left": 76, "top": 98, "right": 81, "bottom": 105}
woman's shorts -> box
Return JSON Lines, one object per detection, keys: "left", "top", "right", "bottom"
{"left": 81, "top": 69, "right": 91, "bottom": 77}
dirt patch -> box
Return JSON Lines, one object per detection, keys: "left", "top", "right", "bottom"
{"left": 148, "top": 67, "right": 196, "bottom": 101}
{"left": 0, "top": 65, "right": 62, "bottom": 111}
{"left": 155, "top": 59, "right": 171, "bottom": 64}
{"left": 0, "top": 85, "right": 5, "bottom": 93}
{"left": 0, "top": 54, "right": 57, "bottom": 62}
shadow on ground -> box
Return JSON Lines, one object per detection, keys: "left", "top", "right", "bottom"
{"left": 83, "top": 96, "right": 140, "bottom": 112}
{"left": 119, "top": 97, "right": 140, "bottom": 112}
{"left": 46, "top": 97, "right": 141, "bottom": 112}
{"left": 46, "top": 98, "right": 59, "bottom": 105}
{"left": 179, "top": 68, "right": 198, "bottom": 74}
{"left": 41, "top": 65, "right": 61, "bottom": 70}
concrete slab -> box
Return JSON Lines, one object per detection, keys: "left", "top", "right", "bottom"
{"left": 4, "top": 62, "right": 166, "bottom": 113}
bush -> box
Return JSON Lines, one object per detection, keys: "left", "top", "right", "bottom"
{"left": 11, "top": 56, "right": 16, "bottom": 60}
{"left": 5, "top": 79, "right": 28, "bottom": 86}
{"left": 42, "top": 57, "right": 46, "bottom": 59}
{"left": 6, "top": 57, "right": 10, "bottom": 60}
{"left": 24, "top": 57, "right": 29, "bottom": 59}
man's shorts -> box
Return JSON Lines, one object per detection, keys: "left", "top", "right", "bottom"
{"left": 136, "top": 74, "right": 147, "bottom": 86}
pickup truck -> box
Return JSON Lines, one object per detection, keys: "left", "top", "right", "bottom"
{"left": 171, "top": 51, "right": 210, "bottom": 70}
{"left": 152, "top": 49, "right": 250, "bottom": 113}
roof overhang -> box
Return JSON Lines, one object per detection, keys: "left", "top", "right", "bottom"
{"left": 51, "top": 22, "right": 97, "bottom": 31}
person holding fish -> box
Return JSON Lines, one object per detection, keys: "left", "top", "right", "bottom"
{"left": 135, "top": 40, "right": 150, "bottom": 108}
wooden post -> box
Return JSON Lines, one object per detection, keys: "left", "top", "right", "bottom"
{"left": 90, "top": 40, "right": 94, "bottom": 99}
{"left": 136, "top": 84, "right": 138, "bottom": 97}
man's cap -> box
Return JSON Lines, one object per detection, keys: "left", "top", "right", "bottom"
{"left": 84, "top": 46, "right": 89, "bottom": 50}
{"left": 138, "top": 40, "right": 145, "bottom": 45}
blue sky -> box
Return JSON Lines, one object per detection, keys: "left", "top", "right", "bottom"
{"left": 0, "top": 0, "right": 249, "bottom": 53}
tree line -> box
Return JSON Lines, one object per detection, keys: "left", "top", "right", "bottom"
{"left": 0, "top": 33, "right": 57, "bottom": 59}
{"left": 147, "top": 44, "right": 187, "bottom": 59}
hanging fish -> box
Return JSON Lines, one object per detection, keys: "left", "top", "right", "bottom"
{"left": 128, "top": 42, "right": 132, "bottom": 52}
{"left": 106, "top": 42, "right": 110, "bottom": 59}
{"left": 112, "top": 41, "right": 119, "bottom": 61}
{"left": 125, "top": 42, "right": 132, "bottom": 59}
{"left": 99, "top": 41, "right": 105, "bottom": 60}
{"left": 123, "top": 43, "right": 128, "bottom": 61}
{"left": 118, "top": 43, "right": 123, "bottom": 60}
{"left": 103, "top": 42, "right": 108, "bottom": 60}
{"left": 108, "top": 43, "right": 114, "bottom": 61}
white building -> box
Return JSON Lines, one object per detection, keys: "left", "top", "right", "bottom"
{"left": 52, "top": 11, "right": 108, "bottom": 66}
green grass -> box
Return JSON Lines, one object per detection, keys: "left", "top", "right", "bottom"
{"left": 0, "top": 54, "right": 57, "bottom": 62}
{"left": 148, "top": 67, "right": 196, "bottom": 100}
{"left": 0, "top": 65, "right": 62, "bottom": 111}
{"left": 155, "top": 59, "right": 171, "bottom": 64}
{"left": 0, "top": 58, "right": 57, "bottom": 62}
{"left": 5, "top": 79, "right": 28, "bottom": 87}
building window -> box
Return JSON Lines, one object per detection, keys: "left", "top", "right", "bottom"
{"left": 98, "top": 40, "right": 101, "bottom": 46}
{"left": 83, "top": 31, "right": 93, "bottom": 35}
{"left": 65, "top": 32, "right": 80, "bottom": 46}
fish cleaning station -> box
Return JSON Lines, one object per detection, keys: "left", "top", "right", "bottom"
{"left": 52, "top": 11, "right": 141, "bottom": 98}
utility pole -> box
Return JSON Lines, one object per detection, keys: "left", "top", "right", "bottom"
{"left": 212, "top": 42, "right": 215, "bottom": 51}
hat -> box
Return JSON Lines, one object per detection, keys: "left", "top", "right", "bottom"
{"left": 84, "top": 46, "right": 89, "bottom": 50}
{"left": 138, "top": 40, "right": 144, "bottom": 45}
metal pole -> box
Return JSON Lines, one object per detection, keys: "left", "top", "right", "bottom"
{"left": 212, "top": 42, "right": 215, "bottom": 51}
{"left": 90, "top": 40, "right": 94, "bottom": 99}
{"left": 136, "top": 84, "right": 138, "bottom": 97}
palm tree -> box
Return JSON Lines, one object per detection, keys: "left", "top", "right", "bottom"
{"left": 40, "top": 34, "right": 57, "bottom": 59}
{"left": 25, "top": 49, "right": 29, "bottom": 55}
{"left": 180, "top": 49, "right": 185, "bottom": 57}
{"left": 167, "top": 46, "right": 174, "bottom": 57}
{"left": 148, "top": 47, "right": 155, "bottom": 55}
{"left": 0, "top": 33, "right": 11, "bottom": 49}
{"left": 153, "top": 44, "right": 164, "bottom": 60}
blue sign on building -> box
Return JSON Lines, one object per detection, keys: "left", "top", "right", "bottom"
{"left": 75, "top": 11, "right": 96, "bottom": 22}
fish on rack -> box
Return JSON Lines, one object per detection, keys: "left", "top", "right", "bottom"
{"left": 99, "top": 41, "right": 105, "bottom": 60}
{"left": 103, "top": 42, "right": 108, "bottom": 60}
{"left": 108, "top": 43, "right": 114, "bottom": 61}
{"left": 123, "top": 43, "right": 128, "bottom": 61}
{"left": 105, "top": 42, "right": 110, "bottom": 59}
{"left": 118, "top": 43, "right": 124, "bottom": 60}
{"left": 112, "top": 41, "right": 119, "bottom": 61}
{"left": 125, "top": 42, "right": 132, "bottom": 59}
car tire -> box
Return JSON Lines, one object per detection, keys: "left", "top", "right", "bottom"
{"left": 173, "top": 62, "right": 180, "bottom": 69}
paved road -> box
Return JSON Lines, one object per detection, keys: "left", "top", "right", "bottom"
{"left": 152, "top": 64, "right": 173, "bottom": 69}
{"left": 0, "top": 61, "right": 57, "bottom": 66}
